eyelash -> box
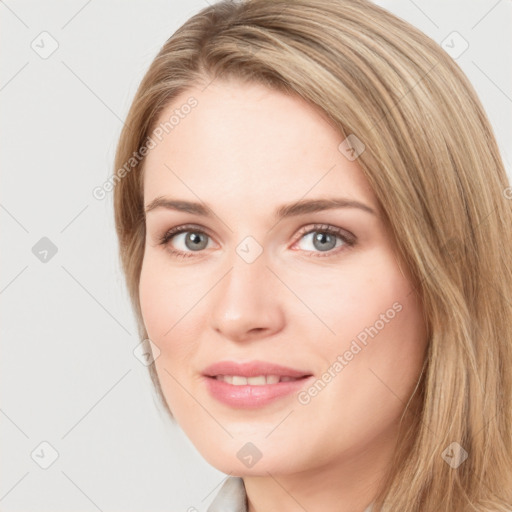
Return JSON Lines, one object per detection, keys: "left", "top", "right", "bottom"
{"left": 157, "top": 223, "right": 356, "bottom": 260}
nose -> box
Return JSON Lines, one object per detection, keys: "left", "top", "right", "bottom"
{"left": 209, "top": 252, "right": 286, "bottom": 343}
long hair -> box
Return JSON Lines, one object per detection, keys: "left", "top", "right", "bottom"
{"left": 112, "top": 1, "right": 512, "bottom": 509}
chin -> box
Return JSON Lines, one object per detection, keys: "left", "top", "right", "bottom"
{"left": 196, "top": 441, "right": 303, "bottom": 477}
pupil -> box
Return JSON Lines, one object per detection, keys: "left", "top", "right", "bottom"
{"left": 187, "top": 232, "right": 207, "bottom": 250}
{"left": 314, "top": 232, "right": 335, "bottom": 251}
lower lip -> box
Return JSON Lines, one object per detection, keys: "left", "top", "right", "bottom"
{"left": 203, "top": 375, "right": 313, "bottom": 408}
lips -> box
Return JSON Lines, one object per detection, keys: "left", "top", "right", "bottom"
{"left": 201, "top": 360, "right": 313, "bottom": 408}
{"left": 202, "top": 360, "right": 312, "bottom": 380}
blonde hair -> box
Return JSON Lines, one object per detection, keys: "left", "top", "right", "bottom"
{"left": 113, "top": 0, "right": 512, "bottom": 509}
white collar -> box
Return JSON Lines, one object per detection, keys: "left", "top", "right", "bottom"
{"left": 207, "top": 476, "right": 247, "bottom": 512}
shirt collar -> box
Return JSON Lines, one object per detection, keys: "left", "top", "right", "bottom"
{"left": 207, "top": 476, "right": 248, "bottom": 512}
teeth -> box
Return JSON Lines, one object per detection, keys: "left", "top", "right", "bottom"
{"left": 247, "top": 376, "right": 266, "bottom": 385}
{"left": 215, "top": 375, "right": 297, "bottom": 385}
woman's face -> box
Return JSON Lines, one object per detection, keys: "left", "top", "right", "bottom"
{"left": 139, "top": 78, "right": 428, "bottom": 476}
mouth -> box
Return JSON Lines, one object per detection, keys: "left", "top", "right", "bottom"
{"left": 202, "top": 360, "right": 312, "bottom": 380}
{"left": 208, "top": 374, "right": 310, "bottom": 385}
{"left": 201, "top": 360, "right": 314, "bottom": 408}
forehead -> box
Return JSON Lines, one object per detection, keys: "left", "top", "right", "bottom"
{"left": 142, "top": 79, "right": 377, "bottom": 213}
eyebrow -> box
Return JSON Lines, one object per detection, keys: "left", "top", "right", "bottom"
{"left": 144, "top": 196, "right": 377, "bottom": 219}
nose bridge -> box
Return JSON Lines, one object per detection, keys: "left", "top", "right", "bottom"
{"left": 218, "top": 248, "right": 271, "bottom": 313}
{"left": 209, "top": 246, "right": 284, "bottom": 340}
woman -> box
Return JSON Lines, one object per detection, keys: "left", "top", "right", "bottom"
{"left": 113, "top": 0, "right": 512, "bottom": 510}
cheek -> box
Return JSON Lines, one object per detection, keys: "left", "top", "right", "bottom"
{"left": 337, "top": 287, "right": 426, "bottom": 417}
{"left": 295, "top": 281, "right": 426, "bottom": 454}
{"left": 289, "top": 251, "right": 417, "bottom": 344}
{"left": 139, "top": 261, "right": 168, "bottom": 338}
{"left": 296, "top": 252, "right": 427, "bottom": 405}
{"left": 364, "top": 285, "right": 428, "bottom": 393}
{"left": 139, "top": 252, "right": 196, "bottom": 337}
{"left": 139, "top": 258, "right": 199, "bottom": 413}
{"left": 139, "top": 254, "right": 207, "bottom": 374}
{"left": 138, "top": 256, "right": 188, "bottom": 362}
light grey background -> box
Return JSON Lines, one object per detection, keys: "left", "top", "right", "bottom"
{"left": 1, "top": 1, "right": 511, "bottom": 511}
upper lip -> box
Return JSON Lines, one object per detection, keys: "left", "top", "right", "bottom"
{"left": 202, "top": 360, "right": 312, "bottom": 378}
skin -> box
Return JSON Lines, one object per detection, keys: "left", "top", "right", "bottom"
{"left": 139, "top": 77, "right": 428, "bottom": 512}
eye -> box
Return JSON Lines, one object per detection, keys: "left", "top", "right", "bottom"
{"left": 158, "top": 224, "right": 212, "bottom": 259}
{"left": 157, "top": 223, "right": 356, "bottom": 259}
{"left": 292, "top": 223, "right": 356, "bottom": 257}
